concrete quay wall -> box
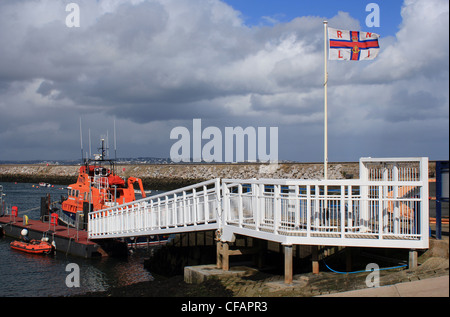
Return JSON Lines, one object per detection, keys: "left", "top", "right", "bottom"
{"left": 0, "top": 161, "right": 437, "bottom": 190}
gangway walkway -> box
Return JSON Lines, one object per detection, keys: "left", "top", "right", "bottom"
{"left": 88, "top": 157, "right": 429, "bottom": 251}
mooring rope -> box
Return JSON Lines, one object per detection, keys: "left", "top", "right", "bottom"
{"left": 18, "top": 206, "right": 41, "bottom": 214}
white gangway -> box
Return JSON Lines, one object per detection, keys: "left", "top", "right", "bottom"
{"left": 88, "top": 157, "right": 429, "bottom": 250}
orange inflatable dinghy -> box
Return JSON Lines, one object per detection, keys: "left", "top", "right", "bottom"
{"left": 10, "top": 240, "right": 53, "bottom": 254}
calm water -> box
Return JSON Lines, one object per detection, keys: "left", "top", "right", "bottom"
{"left": 0, "top": 182, "right": 155, "bottom": 297}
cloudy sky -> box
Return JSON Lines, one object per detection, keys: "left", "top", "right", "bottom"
{"left": 0, "top": 0, "right": 448, "bottom": 162}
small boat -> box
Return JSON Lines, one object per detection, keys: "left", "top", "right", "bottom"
{"left": 10, "top": 240, "right": 53, "bottom": 254}
{"left": 127, "top": 235, "right": 172, "bottom": 249}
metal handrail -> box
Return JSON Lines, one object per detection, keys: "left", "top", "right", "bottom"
{"left": 88, "top": 158, "right": 429, "bottom": 250}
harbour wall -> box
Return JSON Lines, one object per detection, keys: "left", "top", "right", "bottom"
{"left": 0, "top": 161, "right": 437, "bottom": 190}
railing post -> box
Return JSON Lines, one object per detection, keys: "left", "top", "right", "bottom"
{"left": 157, "top": 197, "right": 161, "bottom": 228}
{"left": 238, "top": 184, "right": 243, "bottom": 228}
{"left": 274, "top": 185, "right": 281, "bottom": 234}
{"left": 378, "top": 185, "right": 383, "bottom": 239}
{"left": 193, "top": 189, "right": 197, "bottom": 224}
{"left": 150, "top": 200, "right": 156, "bottom": 229}
{"left": 294, "top": 185, "right": 300, "bottom": 229}
{"left": 420, "top": 157, "right": 429, "bottom": 247}
{"left": 165, "top": 195, "right": 169, "bottom": 227}
{"left": 173, "top": 193, "right": 178, "bottom": 226}
{"left": 183, "top": 191, "right": 187, "bottom": 225}
{"left": 204, "top": 185, "right": 209, "bottom": 223}
{"left": 314, "top": 185, "right": 320, "bottom": 230}
{"left": 393, "top": 164, "right": 399, "bottom": 234}
{"left": 251, "top": 182, "right": 257, "bottom": 228}
{"left": 360, "top": 159, "right": 369, "bottom": 233}
{"left": 255, "top": 183, "right": 262, "bottom": 231}
{"left": 348, "top": 185, "right": 353, "bottom": 229}
{"left": 306, "top": 185, "right": 311, "bottom": 237}
{"left": 215, "top": 178, "right": 221, "bottom": 226}
{"left": 340, "top": 185, "right": 345, "bottom": 237}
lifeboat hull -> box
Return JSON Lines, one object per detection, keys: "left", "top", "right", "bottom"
{"left": 10, "top": 240, "right": 53, "bottom": 254}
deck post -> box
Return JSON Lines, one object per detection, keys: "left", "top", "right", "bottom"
{"left": 346, "top": 247, "right": 352, "bottom": 272}
{"left": 256, "top": 239, "right": 267, "bottom": 269}
{"left": 216, "top": 241, "right": 230, "bottom": 271}
{"left": 312, "top": 245, "right": 319, "bottom": 274}
{"left": 284, "top": 244, "right": 293, "bottom": 284}
{"left": 409, "top": 249, "right": 418, "bottom": 270}
{"left": 222, "top": 242, "right": 230, "bottom": 271}
{"left": 216, "top": 241, "right": 222, "bottom": 269}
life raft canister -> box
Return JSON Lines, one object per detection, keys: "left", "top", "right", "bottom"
{"left": 11, "top": 206, "right": 18, "bottom": 217}
{"left": 50, "top": 213, "right": 59, "bottom": 226}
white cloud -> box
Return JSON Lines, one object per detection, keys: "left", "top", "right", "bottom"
{"left": 0, "top": 0, "right": 448, "bottom": 161}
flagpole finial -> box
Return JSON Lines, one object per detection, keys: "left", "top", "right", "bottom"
{"left": 323, "top": 20, "right": 328, "bottom": 25}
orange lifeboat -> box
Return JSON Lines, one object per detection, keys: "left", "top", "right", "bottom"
{"left": 10, "top": 240, "right": 53, "bottom": 254}
{"left": 57, "top": 138, "right": 147, "bottom": 227}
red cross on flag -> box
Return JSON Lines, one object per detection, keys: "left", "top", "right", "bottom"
{"left": 328, "top": 27, "right": 380, "bottom": 61}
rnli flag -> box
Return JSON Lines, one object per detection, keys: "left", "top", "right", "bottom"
{"left": 328, "top": 27, "right": 380, "bottom": 61}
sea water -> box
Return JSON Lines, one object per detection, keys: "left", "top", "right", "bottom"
{"left": 0, "top": 182, "right": 154, "bottom": 297}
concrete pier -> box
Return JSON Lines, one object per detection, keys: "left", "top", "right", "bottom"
{"left": 0, "top": 215, "right": 111, "bottom": 258}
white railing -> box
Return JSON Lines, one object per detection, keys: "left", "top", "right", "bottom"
{"left": 88, "top": 158, "right": 429, "bottom": 250}
{"left": 220, "top": 157, "right": 428, "bottom": 249}
{"left": 88, "top": 179, "right": 221, "bottom": 239}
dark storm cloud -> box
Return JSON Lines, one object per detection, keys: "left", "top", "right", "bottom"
{"left": 0, "top": 0, "right": 448, "bottom": 161}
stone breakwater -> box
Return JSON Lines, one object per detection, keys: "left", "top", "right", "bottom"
{"left": 0, "top": 162, "right": 360, "bottom": 190}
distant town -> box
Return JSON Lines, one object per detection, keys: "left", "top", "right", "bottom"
{"left": 0, "top": 157, "right": 296, "bottom": 165}
{"left": 0, "top": 157, "right": 172, "bottom": 165}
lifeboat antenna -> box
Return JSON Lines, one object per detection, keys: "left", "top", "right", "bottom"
{"left": 114, "top": 119, "right": 117, "bottom": 161}
{"left": 106, "top": 130, "right": 109, "bottom": 159}
{"left": 89, "top": 128, "right": 92, "bottom": 158}
{"left": 79, "top": 117, "right": 84, "bottom": 163}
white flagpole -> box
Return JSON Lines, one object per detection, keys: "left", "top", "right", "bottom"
{"left": 323, "top": 21, "right": 328, "bottom": 180}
